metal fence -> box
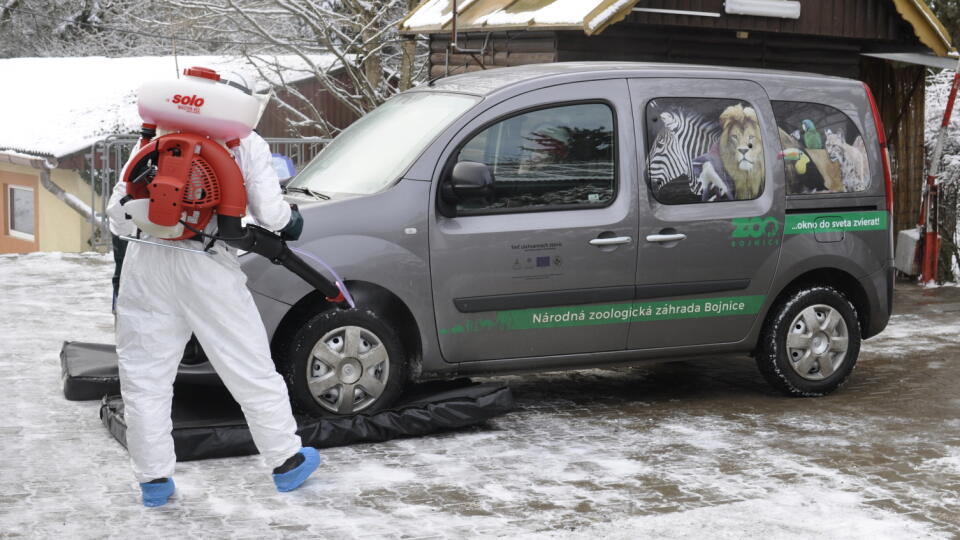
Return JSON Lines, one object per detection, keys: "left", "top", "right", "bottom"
{"left": 83, "top": 136, "right": 330, "bottom": 249}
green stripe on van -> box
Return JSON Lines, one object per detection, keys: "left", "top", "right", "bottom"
{"left": 785, "top": 211, "right": 887, "bottom": 235}
{"left": 440, "top": 295, "right": 765, "bottom": 335}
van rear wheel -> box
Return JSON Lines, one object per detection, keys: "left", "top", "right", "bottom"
{"left": 756, "top": 286, "right": 860, "bottom": 396}
{"left": 281, "top": 309, "right": 407, "bottom": 417}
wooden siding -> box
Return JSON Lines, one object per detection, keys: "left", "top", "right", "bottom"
{"left": 626, "top": 0, "right": 917, "bottom": 43}
{"left": 861, "top": 57, "right": 926, "bottom": 236}
{"left": 558, "top": 26, "right": 865, "bottom": 77}
{"left": 428, "top": 32, "right": 558, "bottom": 78}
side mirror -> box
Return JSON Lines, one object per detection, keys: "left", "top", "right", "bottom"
{"left": 441, "top": 161, "right": 494, "bottom": 204}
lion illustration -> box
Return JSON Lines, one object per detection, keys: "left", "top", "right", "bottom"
{"left": 719, "top": 103, "right": 764, "bottom": 200}
{"left": 691, "top": 103, "right": 765, "bottom": 201}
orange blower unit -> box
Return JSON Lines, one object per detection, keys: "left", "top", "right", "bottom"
{"left": 123, "top": 131, "right": 244, "bottom": 241}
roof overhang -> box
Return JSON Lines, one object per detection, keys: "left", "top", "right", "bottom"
{"left": 399, "top": 0, "right": 639, "bottom": 36}
{"left": 0, "top": 149, "right": 57, "bottom": 169}
{"left": 863, "top": 51, "right": 960, "bottom": 69}
{"left": 891, "top": 0, "right": 953, "bottom": 56}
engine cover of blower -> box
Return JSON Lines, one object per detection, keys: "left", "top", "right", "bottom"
{"left": 123, "top": 133, "right": 245, "bottom": 241}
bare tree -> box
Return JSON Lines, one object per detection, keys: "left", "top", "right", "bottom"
{"left": 0, "top": 0, "right": 238, "bottom": 57}
{"left": 151, "top": 0, "right": 428, "bottom": 137}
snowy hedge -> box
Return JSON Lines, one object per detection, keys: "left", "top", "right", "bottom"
{"left": 925, "top": 69, "right": 960, "bottom": 280}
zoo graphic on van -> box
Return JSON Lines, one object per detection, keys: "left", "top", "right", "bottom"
{"left": 439, "top": 295, "right": 766, "bottom": 335}
{"left": 772, "top": 101, "right": 870, "bottom": 194}
{"left": 645, "top": 98, "right": 765, "bottom": 204}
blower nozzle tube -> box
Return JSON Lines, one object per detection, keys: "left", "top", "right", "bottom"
{"left": 218, "top": 216, "right": 342, "bottom": 301}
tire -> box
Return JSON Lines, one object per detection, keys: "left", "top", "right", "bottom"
{"left": 280, "top": 308, "right": 407, "bottom": 417}
{"left": 756, "top": 286, "right": 861, "bottom": 397}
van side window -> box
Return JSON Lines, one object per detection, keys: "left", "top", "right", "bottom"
{"left": 771, "top": 101, "right": 870, "bottom": 194}
{"left": 454, "top": 103, "right": 615, "bottom": 214}
{"left": 644, "top": 98, "right": 765, "bottom": 204}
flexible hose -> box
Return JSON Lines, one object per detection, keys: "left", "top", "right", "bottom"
{"left": 215, "top": 216, "right": 351, "bottom": 306}
{"left": 290, "top": 246, "right": 356, "bottom": 309}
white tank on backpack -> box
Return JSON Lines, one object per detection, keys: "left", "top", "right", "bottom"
{"left": 137, "top": 66, "right": 267, "bottom": 141}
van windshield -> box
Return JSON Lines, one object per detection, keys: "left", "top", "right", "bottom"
{"left": 289, "top": 92, "right": 479, "bottom": 195}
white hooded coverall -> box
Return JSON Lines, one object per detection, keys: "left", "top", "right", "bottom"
{"left": 107, "top": 133, "right": 302, "bottom": 482}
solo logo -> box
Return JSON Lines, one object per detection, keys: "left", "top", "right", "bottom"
{"left": 731, "top": 217, "right": 780, "bottom": 239}
{"left": 171, "top": 94, "right": 205, "bottom": 107}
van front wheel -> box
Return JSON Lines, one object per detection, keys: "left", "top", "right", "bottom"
{"left": 281, "top": 309, "right": 407, "bottom": 417}
{"left": 756, "top": 286, "right": 860, "bottom": 397}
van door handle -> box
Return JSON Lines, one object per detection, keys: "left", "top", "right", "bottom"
{"left": 589, "top": 236, "right": 633, "bottom": 246}
{"left": 646, "top": 233, "right": 687, "bottom": 243}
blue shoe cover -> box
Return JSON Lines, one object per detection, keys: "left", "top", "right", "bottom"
{"left": 140, "top": 478, "right": 175, "bottom": 507}
{"left": 273, "top": 447, "right": 321, "bottom": 492}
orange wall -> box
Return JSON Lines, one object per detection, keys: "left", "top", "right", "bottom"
{"left": 0, "top": 169, "right": 39, "bottom": 253}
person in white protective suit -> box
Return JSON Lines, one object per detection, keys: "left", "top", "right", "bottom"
{"left": 106, "top": 131, "right": 320, "bottom": 507}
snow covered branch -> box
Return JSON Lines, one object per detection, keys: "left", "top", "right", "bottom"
{"left": 0, "top": 0, "right": 20, "bottom": 27}
{"left": 148, "top": 0, "right": 428, "bottom": 133}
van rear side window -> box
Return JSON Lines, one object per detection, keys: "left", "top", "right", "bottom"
{"left": 771, "top": 101, "right": 870, "bottom": 195}
{"left": 644, "top": 98, "right": 765, "bottom": 204}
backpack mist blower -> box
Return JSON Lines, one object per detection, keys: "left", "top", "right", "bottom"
{"left": 119, "top": 66, "right": 348, "bottom": 305}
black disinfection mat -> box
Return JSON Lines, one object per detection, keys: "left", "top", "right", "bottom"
{"left": 61, "top": 340, "right": 514, "bottom": 459}
{"left": 99, "top": 382, "right": 514, "bottom": 461}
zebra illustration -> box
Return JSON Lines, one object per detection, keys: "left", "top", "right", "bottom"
{"left": 647, "top": 110, "right": 721, "bottom": 191}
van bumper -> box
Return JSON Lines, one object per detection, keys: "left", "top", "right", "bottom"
{"left": 860, "top": 263, "right": 893, "bottom": 339}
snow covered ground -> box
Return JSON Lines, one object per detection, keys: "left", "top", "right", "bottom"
{"left": 1, "top": 252, "right": 958, "bottom": 538}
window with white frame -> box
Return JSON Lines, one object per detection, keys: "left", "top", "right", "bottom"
{"left": 8, "top": 185, "right": 35, "bottom": 240}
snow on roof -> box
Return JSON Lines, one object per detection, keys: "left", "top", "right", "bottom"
{"left": 479, "top": 0, "right": 624, "bottom": 28}
{"left": 0, "top": 55, "right": 338, "bottom": 159}
{"left": 400, "top": 0, "right": 638, "bottom": 35}
{"left": 402, "top": 0, "right": 479, "bottom": 30}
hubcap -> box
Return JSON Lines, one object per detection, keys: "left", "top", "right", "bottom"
{"left": 785, "top": 304, "right": 849, "bottom": 381}
{"left": 306, "top": 325, "right": 390, "bottom": 414}
{"left": 339, "top": 358, "right": 362, "bottom": 384}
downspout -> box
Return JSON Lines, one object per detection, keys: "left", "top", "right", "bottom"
{"left": 35, "top": 160, "right": 103, "bottom": 222}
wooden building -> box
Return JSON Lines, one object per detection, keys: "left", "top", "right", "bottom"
{"left": 257, "top": 72, "right": 358, "bottom": 139}
{"left": 400, "top": 0, "right": 954, "bottom": 236}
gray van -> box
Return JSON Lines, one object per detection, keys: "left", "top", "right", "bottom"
{"left": 238, "top": 62, "right": 894, "bottom": 417}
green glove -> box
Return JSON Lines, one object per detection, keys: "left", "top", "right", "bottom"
{"left": 280, "top": 205, "right": 304, "bottom": 241}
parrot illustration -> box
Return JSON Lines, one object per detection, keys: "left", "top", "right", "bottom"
{"left": 801, "top": 119, "right": 823, "bottom": 149}
{"left": 778, "top": 147, "right": 812, "bottom": 175}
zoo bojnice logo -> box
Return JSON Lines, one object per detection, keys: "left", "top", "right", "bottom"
{"left": 731, "top": 216, "right": 780, "bottom": 248}
{"left": 730, "top": 211, "right": 887, "bottom": 248}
